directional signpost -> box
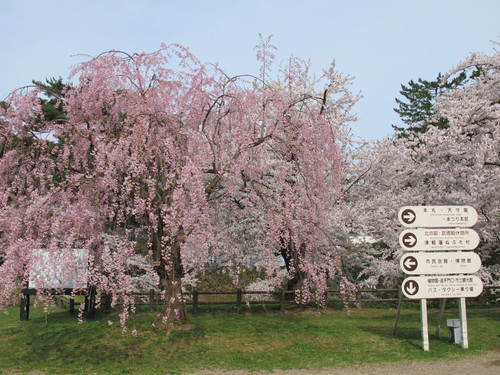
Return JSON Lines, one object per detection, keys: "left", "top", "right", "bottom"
{"left": 397, "top": 205, "right": 482, "bottom": 351}
{"left": 400, "top": 252, "right": 481, "bottom": 275}
{"left": 399, "top": 228, "right": 480, "bottom": 251}
{"left": 398, "top": 206, "right": 478, "bottom": 228}
{"left": 401, "top": 276, "right": 483, "bottom": 299}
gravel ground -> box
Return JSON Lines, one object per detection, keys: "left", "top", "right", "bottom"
{"left": 3, "top": 352, "right": 499, "bottom": 375}
{"left": 185, "top": 352, "right": 500, "bottom": 375}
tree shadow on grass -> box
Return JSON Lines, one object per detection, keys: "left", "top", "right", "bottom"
{"left": 360, "top": 325, "right": 425, "bottom": 350}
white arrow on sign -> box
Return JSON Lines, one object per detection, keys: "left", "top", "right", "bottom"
{"left": 404, "top": 258, "right": 416, "bottom": 268}
{"left": 403, "top": 233, "right": 417, "bottom": 247}
{"left": 404, "top": 280, "right": 419, "bottom": 295}
{"left": 402, "top": 210, "right": 416, "bottom": 224}
{"left": 403, "top": 256, "right": 418, "bottom": 271}
{"left": 399, "top": 228, "right": 480, "bottom": 251}
{"left": 398, "top": 206, "right": 478, "bottom": 228}
{"left": 401, "top": 275, "right": 483, "bottom": 299}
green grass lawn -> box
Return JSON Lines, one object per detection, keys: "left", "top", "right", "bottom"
{"left": 0, "top": 303, "right": 498, "bottom": 374}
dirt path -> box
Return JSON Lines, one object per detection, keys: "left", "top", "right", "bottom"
{"left": 186, "top": 352, "right": 500, "bottom": 375}
{"left": 3, "top": 352, "right": 499, "bottom": 375}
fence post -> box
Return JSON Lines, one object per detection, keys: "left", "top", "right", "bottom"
{"left": 356, "top": 290, "right": 362, "bottom": 309}
{"left": 279, "top": 289, "right": 285, "bottom": 313}
{"left": 193, "top": 288, "right": 199, "bottom": 314}
{"left": 20, "top": 289, "right": 30, "bottom": 321}
{"left": 69, "top": 298, "right": 75, "bottom": 315}
{"left": 106, "top": 293, "right": 111, "bottom": 312}
{"left": 478, "top": 289, "right": 484, "bottom": 307}
{"left": 236, "top": 288, "right": 242, "bottom": 314}
{"left": 85, "top": 286, "right": 96, "bottom": 321}
{"left": 100, "top": 293, "right": 111, "bottom": 313}
{"left": 149, "top": 289, "right": 155, "bottom": 312}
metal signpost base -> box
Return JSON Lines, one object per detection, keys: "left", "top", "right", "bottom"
{"left": 420, "top": 298, "right": 430, "bottom": 351}
{"left": 459, "top": 297, "right": 469, "bottom": 349}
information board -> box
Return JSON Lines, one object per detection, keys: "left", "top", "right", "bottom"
{"left": 28, "top": 248, "right": 88, "bottom": 289}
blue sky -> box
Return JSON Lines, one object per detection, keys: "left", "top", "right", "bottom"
{"left": 1, "top": 0, "right": 498, "bottom": 141}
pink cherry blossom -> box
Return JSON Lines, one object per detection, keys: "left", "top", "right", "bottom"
{"left": 0, "top": 40, "right": 359, "bottom": 325}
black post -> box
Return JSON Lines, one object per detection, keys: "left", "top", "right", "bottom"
{"left": 20, "top": 289, "right": 30, "bottom": 321}
{"left": 279, "top": 289, "right": 285, "bottom": 313}
{"left": 85, "top": 286, "right": 96, "bottom": 321}
{"left": 236, "top": 288, "right": 242, "bottom": 314}
{"left": 104, "top": 293, "right": 111, "bottom": 313}
{"left": 192, "top": 289, "right": 199, "bottom": 314}
{"left": 69, "top": 298, "right": 75, "bottom": 315}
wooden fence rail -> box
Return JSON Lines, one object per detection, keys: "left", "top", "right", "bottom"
{"left": 49, "top": 285, "right": 499, "bottom": 318}
{"left": 64, "top": 285, "right": 497, "bottom": 313}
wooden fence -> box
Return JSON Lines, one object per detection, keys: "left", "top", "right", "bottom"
{"left": 19, "top": 284, "right": 496, "bottom": 321}
{"left": 65, "top": 285, "right": 498, "bottom": 314}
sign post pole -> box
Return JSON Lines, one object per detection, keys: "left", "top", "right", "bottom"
{"left": 421, "top": 298, "right": 429, "bottom": 351}
{"left": 459, "top": 297, "right": 469, "bottom": 349}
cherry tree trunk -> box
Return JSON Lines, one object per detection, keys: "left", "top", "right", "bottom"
{"left": 152, "top": 225, "right": 188, "bottom": 324}
{"left": 280, "top": 238, "right": 305, "bottom": 300}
